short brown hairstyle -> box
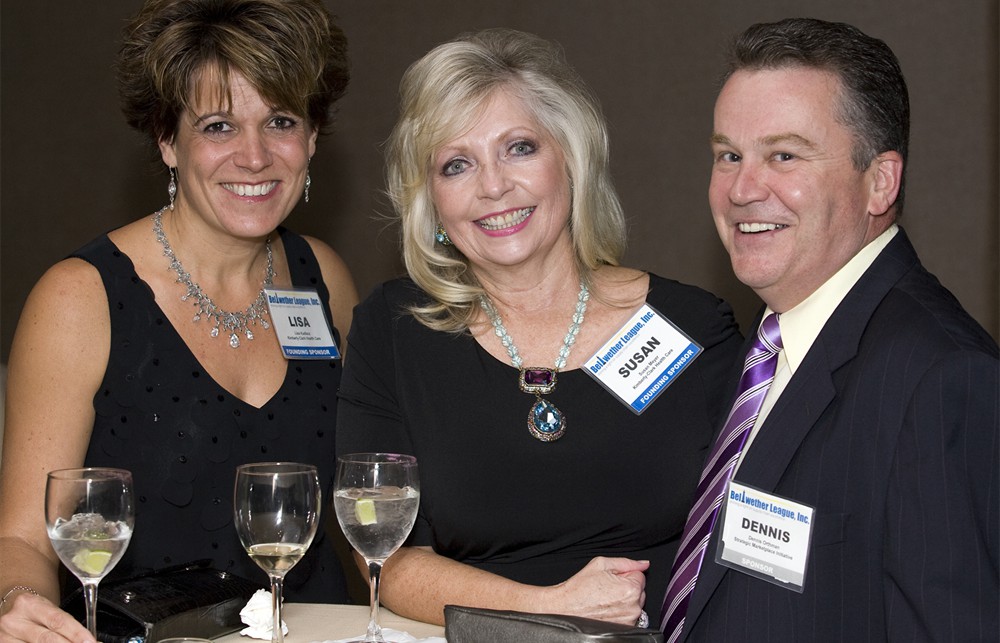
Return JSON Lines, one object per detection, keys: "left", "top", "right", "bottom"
{"left": 118, "top": 0, "right": 349, "bottom": 146}
{"left": 723, "top": 18, "right": 909, "bottom": 213}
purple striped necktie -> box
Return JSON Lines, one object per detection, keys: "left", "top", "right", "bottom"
{"left": 660, "top": 313, "right": 783, "bottom": 642}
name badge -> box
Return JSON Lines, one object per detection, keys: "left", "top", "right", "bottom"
{"left": 264, "top": 288, "right": 341, "bottom": 360}
{"left": 582, "top": 304, "right": 702, "bottom": 414}
{"left": 716, "top": 480, "right": 815, "bottom": 592}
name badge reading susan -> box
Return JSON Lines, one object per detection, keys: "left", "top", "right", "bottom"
{"left": 582, "top": 304, "right": 702, "bottom": 414}
{"left": 264, "top": 288, "right": 341, "bottom": 360}
{"left": 716, "top": 481, "right": 815, "bottom": 592}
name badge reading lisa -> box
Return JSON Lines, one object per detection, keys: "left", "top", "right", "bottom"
{"left": 582, "top": 304, "right": 702, "bottom": 414}
{"left": 716, "top": 480, "right": 815, "bottom": 592}
{"left": 264, "top": 288, "right": 341, "bottom": 360}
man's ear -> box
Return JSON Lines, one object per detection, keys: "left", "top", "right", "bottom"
{"left": 868, "top": 150, "right": 903, "bottom": 217}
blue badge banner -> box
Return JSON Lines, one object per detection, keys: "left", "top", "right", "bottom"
{"left": 583, "top": 304, "right": 703, "bottom": 414}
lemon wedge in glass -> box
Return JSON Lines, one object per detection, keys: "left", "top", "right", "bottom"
{"left": 72, "top": 549, "right": 112, "bottom": 575}
{"left": 355, "top": 498, "right": 377, "bottom": 525}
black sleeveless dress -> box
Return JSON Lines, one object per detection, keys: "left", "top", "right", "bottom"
{"left": 71, "top": 229, "right": 347, "bottom": 602}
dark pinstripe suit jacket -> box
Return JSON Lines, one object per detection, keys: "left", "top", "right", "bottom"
{"left": 680, "top": 228, "right": 999, "bottom": 642}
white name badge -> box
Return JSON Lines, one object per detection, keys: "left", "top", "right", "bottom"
{"left": 582, "top": 304, "right": 702, "bottom": 414}
{"left": 264, "top": 287, "right": 341, "bottom": 360}
{"left": 716, "top": 480, "right": 815, "bottom": 592}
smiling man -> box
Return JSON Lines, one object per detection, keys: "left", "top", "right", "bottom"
{"left": 660, "top": 17, "right": 999, "bottom": 643}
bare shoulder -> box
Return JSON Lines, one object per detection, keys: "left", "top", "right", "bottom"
{"left": 12, "top": 257, "right": 110, "bottom": 376}
{"left": 26, "top": 257, "right": 109, "bottom": 325}
{"left": 300, "top": 235, "right": 347, "bottom": 270}
{"left": 299, "top": 235, "right": 359, "bottom": 335}
{"left": 299, "top": 236, "right": 358, "bottom": 294}
{"left": 3, "top": 257, "right": 109, "bottom": 474}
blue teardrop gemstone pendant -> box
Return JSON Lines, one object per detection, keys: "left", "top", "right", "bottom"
{"left": 528, "top": 396, "right": 565, "bottom": 442}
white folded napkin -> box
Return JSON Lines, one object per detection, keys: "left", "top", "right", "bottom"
{"left": 240, "top": 589, "right": 289, "bottom": 639}
{"left": 316, "top": 629, "right": 446, "bottom": 643}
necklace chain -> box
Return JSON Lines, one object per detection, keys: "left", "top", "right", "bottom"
{"left": 153, "top": 207, "right": 274, "bottom": 349}
{"left": 479, "top": 280, "right": 590, "bottom": 371}
{"left": 479, "top": 280, "right": 589, "bottom": 442}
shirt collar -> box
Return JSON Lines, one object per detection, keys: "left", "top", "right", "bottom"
{"left": 765, "top": 224, "right": 898, "bottom": 374}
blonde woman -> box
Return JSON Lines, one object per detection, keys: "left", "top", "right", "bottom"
{"left": 336, "top": 28, "right": 742, "bottom": 627}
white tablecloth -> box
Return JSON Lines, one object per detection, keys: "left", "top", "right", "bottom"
{"left": 215, "top": 603, "right": 445, "bottom": 642}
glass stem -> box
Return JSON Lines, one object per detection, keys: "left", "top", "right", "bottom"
{"left": 82, "top": 581, "right": 99, "bottom": 638}
{"left": 366, "top": 559, "right": 384, "bottom": 642}
{"left": 270, "top": 575, "right": 285, "bottom": 643}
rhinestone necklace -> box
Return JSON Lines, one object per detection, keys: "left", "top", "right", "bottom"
{"left": 153, "top": 207, "right": 274, "bottom": 349}
{"left": 479, "top": 280, "right": 589, "bottom": 442}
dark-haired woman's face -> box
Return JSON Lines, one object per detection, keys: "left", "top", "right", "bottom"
{"left": 158, "top": 70, "right": 317, "bottom": 240}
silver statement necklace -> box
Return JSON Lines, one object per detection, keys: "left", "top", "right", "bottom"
{"left": 153, "top": 207, "right": 274, "bottom": 349}
{"left": 479, "top": 281, "right": 589, "bottom": 442}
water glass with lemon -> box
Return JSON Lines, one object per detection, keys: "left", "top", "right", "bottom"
{"left": 45, "top": 467, "right": 134, "bottom": 638}
{"left": 334, "top": 453, "right": 419, "bottom": 643}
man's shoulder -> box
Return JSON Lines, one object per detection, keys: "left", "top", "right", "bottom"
{"left": 877, "top": 260, "right": 998, "bottom": 358}
{"left": 834, "top": 231, "right": 997, "bottom": 360}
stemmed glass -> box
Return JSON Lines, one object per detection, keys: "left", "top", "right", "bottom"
{"left": 234, "top": 462, "right": 321, "bottom": 643}
{"left": 334, "top": 453, "right": 419, "bottom": 643}
{"left": 45, "top": 467, "right": 135, "bottom": 638}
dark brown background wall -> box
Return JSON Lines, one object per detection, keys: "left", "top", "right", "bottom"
{"left": 3, "top": 0, "right": 997, "bottom": 362}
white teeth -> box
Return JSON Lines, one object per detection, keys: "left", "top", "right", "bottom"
{"left": 224, "top": 182, "right": 276, "bottom": 197}
{"left": 478, "top": 207, "right": 535, "bottom": 231}
{"left": 739, "top": 222, "right": 786, "bottom": 233}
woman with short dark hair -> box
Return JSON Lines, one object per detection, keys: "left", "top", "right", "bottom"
{"left": 0, "top": 2, "right": 357, "bottom": 639}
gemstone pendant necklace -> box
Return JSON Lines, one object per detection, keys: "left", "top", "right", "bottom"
{"left": 479, "top": 281, "right": 589, "bottom": 442}
{"left": 153, "top": 207, "right": 274, "bottom": 349}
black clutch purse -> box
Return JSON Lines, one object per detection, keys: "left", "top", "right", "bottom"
{"left": 62, "top": 560, "right": 264, "bottom": 643}
{"left": 445, "top": 605, "right": 664, "bottom": 642}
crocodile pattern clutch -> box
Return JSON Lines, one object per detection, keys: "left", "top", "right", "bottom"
{"left": 62, "top": 560, "right": 263, "bottom": 643}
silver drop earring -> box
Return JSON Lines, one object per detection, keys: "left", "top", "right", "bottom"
{"left": 167, "top": 167, "right": 177, "bottom": 210}
{"left": 304, "top": 171, "right": 311, "bottom": 203}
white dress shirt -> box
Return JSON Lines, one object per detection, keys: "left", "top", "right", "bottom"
{"left": 735, "top": 224, "right": 899, "bottom": 471}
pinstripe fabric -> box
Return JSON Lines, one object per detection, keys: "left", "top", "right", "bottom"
{"left": 660, "top": 314, "right": 782, "bottom": 641}
{"left": 676, "top": 230, "right": 999, "bottom": 642}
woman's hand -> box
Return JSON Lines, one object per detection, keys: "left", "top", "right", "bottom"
{"left": 0, "top": 592, "right": 95, "bottom": 643}
{"left": 546, "top": 556, "right": 649, "bottom": 625}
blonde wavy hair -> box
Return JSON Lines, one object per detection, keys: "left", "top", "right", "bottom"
{"left": 385, "top": 28, "right": 626, "bottom": 332}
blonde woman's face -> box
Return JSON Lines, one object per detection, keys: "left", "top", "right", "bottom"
{"left": 430, "top": 90, "right": 573, "bottom": 277}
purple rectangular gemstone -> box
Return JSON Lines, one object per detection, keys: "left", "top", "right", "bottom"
{"left": 524, "top": 369, "right": 555, "bottom": 386}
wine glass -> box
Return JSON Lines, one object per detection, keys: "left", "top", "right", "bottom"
{"left": 45, "top": 467, "right": 135, "bottom": 638}
{"left": 233, "top": 462, "right": 320, "bottom": 643}
{"left": 334, "top": 453, "right": 419, "bottom": 643}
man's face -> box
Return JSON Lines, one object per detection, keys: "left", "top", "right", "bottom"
{"left": 709, "top": 67, "right": 893, "bottom": 312}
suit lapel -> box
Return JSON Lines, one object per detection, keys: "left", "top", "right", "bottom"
{"left": 679, "top": 228, "right": 921, "bottom": 640}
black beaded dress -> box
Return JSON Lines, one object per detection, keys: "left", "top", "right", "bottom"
{"left": 70, "top": 229, "right": 347, "bottom": 602}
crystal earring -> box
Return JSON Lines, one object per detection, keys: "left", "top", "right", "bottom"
{"left": 304, "top": 171, "right": 312, "bottom": 203}
{"left": 168, "top": 167, "right": 177, "bottom": 210}
{"left": 435, "top": 224, "right": 452, "bottom": 246}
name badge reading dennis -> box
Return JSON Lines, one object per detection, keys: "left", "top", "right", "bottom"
{"left": 716, "top": 480, "right": 815, "bottom": 592}
{"left": 265, "top": 288, "right": 341, "bottom": 360}
{"left": 582, "top": 304, "right": 702, "bottom": 414}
